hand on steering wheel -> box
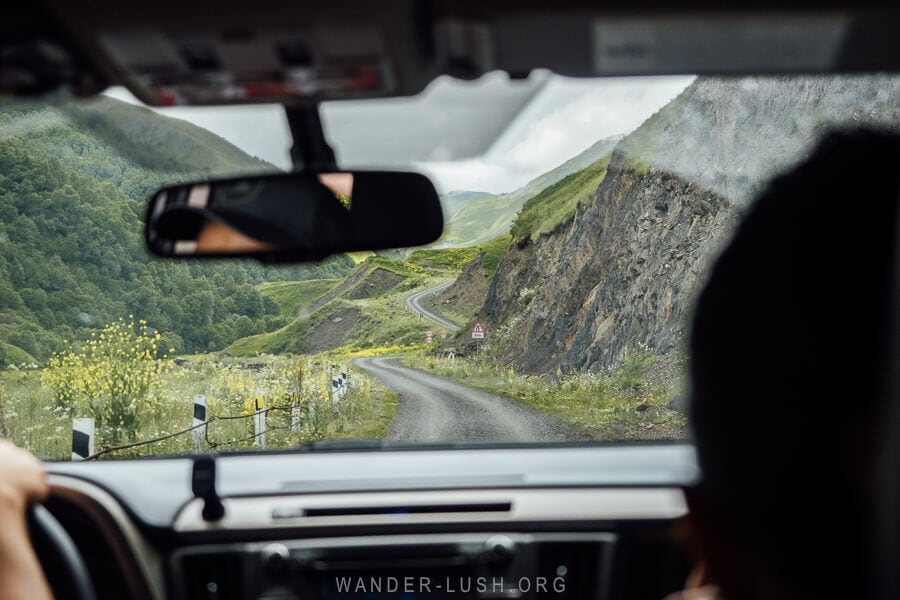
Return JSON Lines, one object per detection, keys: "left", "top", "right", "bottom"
{"left": 29, "top": 504, "right": 98, "bottom": 600}
{"left": 0, "top": 440, "right": 95, "bottom": 600}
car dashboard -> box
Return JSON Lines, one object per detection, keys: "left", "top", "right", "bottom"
{"left": 45, "top": 444, "right": 696, "bottom": 600}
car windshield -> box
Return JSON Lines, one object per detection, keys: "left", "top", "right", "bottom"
{"left": 1, "top": 72, "right": 897, "bottom": 460}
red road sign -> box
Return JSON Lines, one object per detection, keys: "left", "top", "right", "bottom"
{"left": 472, "top": 321, "right": 485, "bottom": 339}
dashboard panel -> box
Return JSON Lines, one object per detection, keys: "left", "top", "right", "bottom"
{"left": 45, "top": 444, "right": 697, "bottom": 600}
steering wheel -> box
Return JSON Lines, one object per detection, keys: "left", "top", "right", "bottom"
{"left": 28, "top": 505, "right": 98, "bottom": 600}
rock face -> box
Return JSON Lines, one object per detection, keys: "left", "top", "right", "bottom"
{"left": 433, "top": 252, "right": 491, "bottom": 320}
{"left": 481, "top": 155, "right": 734, "bottom": 374}
{"left": 345, "top": 268, "right": 406, "bottom": 299}
{"left": 470, "top": 74, "right": 900, "bottom": 376}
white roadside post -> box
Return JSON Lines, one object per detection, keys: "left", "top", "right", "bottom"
{"left": 192, "top": 395, "right": 207, "bottom": 452}
{"left": 291, "top": 387, "right": 301, "bottom": 432}
{"left": 254, "top": 390, "right": 266, "bottom": 448}
{"left": 331, "top": 375, "right": 341, "bottom": 410}
{"left": 71, "top": 418, "right": 95, "bottom": 461}
{"left": 340, "top": 366, "right": 348, "bottom": 398}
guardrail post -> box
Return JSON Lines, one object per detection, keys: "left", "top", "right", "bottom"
{"left": 331, "top": 375, "right": 340, "bottom": 410}
{"left": 254, "top": 391, "right": 266, "bottom": 448}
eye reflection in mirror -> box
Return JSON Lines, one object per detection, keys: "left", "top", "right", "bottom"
{"left": 145, "top": 170, "right": 441, "bottom": 262}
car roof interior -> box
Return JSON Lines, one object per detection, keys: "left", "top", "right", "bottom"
{"left": 4, "top": 0, "right": 900, "bottom": 106}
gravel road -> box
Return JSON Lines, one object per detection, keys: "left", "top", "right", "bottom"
{"left": 355, "top": 357, "right": 586, "bottom": 442}
{"left": 404, "top": 282, "right": 460, "bottom": 331}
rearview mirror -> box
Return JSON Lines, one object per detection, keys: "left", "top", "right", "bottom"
{"left": 145, "top": 171, "right": 443, "bottom": 261}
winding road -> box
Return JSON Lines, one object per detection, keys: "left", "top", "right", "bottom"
{"left": 355, "top": 357, "right": 584, "bottom": 442}
{"left": 404, "top": 282, "right": 461, "bottom": 331}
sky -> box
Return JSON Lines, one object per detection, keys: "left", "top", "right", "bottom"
{"left": 104, "top": 72, "right": 693, "bottom": 195}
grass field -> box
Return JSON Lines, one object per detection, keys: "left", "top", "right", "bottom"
{"left": 406, "top": 235, "right": 510, "bottom": 279}
{"left": 405, "top": 246, "right": 481, "bottom": 271}
{"left": 0, "top": 353, "right": 398, "bottom": 461}
{"left": 259, "top": 279, "right": 341, "bottom": 317}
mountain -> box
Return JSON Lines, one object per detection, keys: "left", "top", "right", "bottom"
{"left": 0, "top": 97, "right": 352, "bottom": 362}
{"left": 437, "top": 135, "right": 621, "bottom": 247}
{"left": 444, "top": 75, "right": 900, "bottom": 381}
{"left": 524, "top": 135, "right": 624, "bottom": 193}
{"left": 439, "top": 190, "right": 497, "bottom": 221}
{"left": 5, "top": 96, "right": 277, "bottom": 202}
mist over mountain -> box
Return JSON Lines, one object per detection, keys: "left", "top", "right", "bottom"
{"left": 619, "top": 75, "right": 900, "bottom": 207}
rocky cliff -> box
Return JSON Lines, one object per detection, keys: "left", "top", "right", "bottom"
{"left": 467, "top": 75, "right": 900, "bottom": 378}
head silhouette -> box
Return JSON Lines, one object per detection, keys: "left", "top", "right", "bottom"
{"left": 688, "top": 130, "right": 899, "bottom": 600}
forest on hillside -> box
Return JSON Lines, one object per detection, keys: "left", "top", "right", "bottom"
{"left": 0, "top": 98, "right": 352, "bottom": 363}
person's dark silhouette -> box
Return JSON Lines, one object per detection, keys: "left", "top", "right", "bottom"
{"left": 684, "top": 130, "right": 899, "bottom": 600}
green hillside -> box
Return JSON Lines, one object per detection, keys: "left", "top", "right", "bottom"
{"left": 440, "top": 193, "right": 518, "bottom": 247}
{"left": 407, "top": 234, "right": 509, "bottom": 277}
{"left": 3, "top": 97, "right": 276, "bottom": 203}
{"left": 510, "top": 154, "right": 613, "bottom": 243}
{"left": 440, "top": 190, "right": 496, "bottom": 221}
{"left": 406, "top": 246, "right": 482, "bottom": 271}
{"left": 0, "top": 343, "right": 37, "bottom": 366}
{"left": 227, "top": 256, "right": 437, "bottom": 355}
{"left": 0, "top": 98, "right": 352, "bottom": 363}
{"left": 479, "top": 235, "right": 511, "bottom": 277}
{"left": 259, "top": 280, "right": 341, "bottom": 318}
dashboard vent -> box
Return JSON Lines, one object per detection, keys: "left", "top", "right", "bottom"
{"left": 181, "top": 552, "right": 243, "bottom": 600}
{"left": 299, "top": 502, "right": 512, "bottom": 518}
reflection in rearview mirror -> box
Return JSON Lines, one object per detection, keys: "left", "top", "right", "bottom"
{"left": 145, "top": 171, "right": 443, "bottom": 261}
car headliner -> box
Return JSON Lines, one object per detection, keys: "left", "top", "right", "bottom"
{"left": 5, "top": 0, "right": 900, "bottom": 108}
